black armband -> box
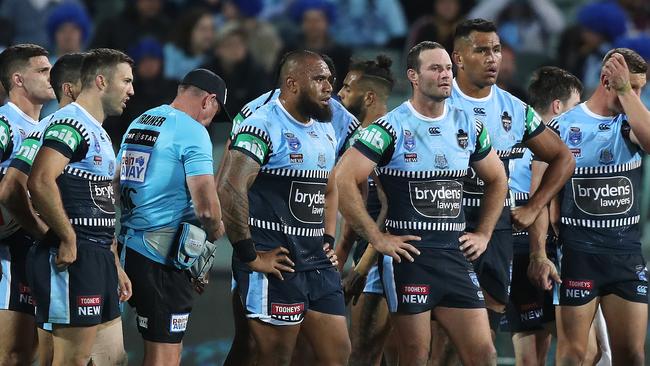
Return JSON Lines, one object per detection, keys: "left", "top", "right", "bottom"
{"left": 323, "top": 234, "right": 335, "bottom": 247}
{"left": 233, "top": 238, "right": 257, "bottom": 263}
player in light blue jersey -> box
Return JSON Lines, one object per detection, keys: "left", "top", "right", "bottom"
{"left": 338, "top": 41, "right": 508, "bottom": 366}
{"left": 220, "top": 50, "right": 350, "bottom": 366}
{"left": 447, "top": 19, "right": 575, "bottom": 340}
{"left": 27, "top": 49, "right": 134, "bottom": 366}
{"left": 0, "top": 43, "right": 55, "bottom": 366}
{"left": 551, "top": 49, "right": 650, "bottom": 366}
{"left": 334, "top": 55, "right": 397, "bottom": 366}
{"left": 506, "top": 66, "right": 582, "bottom": 366}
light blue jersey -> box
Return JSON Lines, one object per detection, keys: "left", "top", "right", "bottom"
{"left": 231, "top": 99, "right": 337, "bottom": 271}
{"left": 0, "top": 102, "right": 40, "bottom": 238}
{"left": 552, "top": 103, "right": 643, "bottom": 254}
{"left": 119, "top": 105, "right": 214, "bottom": 265}
{"left": 354, "top": 100, "right": 492, "bottom": 248}
{"left": 40, "top": 102, "right": 117, "bottom": 247}
{"left": 231, "top": 89, "right": 358, "bottom": 155}
{"left": 449, "top": 80, "right": 545, "bottom": 230}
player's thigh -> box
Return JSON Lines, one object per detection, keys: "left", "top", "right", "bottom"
{"left": 600, "top": 294, "right": 646, "bottom": 357}
{"left": 91, "top": 317, "right": 127, "bottom": 366}
{"left": 391, "top": 311, "right": 432, "bottom": 355}
{"left": 350, "top": 292, "right": 391, "bottom": 350}
{"left": 52, "top": 325, "right": 98, "bottom": 366}
{"left": 556, "top": 299, "right": 599, "bottom": 355}
{"left": 0, "top": 310, "right": 36, "bottom": 350}
{"left": 301, "top": 309, "right": 350, "bottom": 363}
{"left": 249, "top": 319, "right": 301, "bottom": 359}
{"left": 511, "top": 330, "right": 551, "bottom": 366}
{"left": 433, "top": 307, "right": 495, "bottom": 365}
{"left": 37, "top": 327, "right": 53, "bottom": 366}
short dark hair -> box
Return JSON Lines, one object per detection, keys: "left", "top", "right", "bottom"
{"left": 407, "top": 41, "right": 445, "bottom": 73}
{"left": 171, "top": 7, "right": 210, "bottom": 55}
{"left": 602, "top": 48, "right": 648, "bottom": 74}
{"left": 348, "top": 54, "right": 395, "bottom": 94}
{"left": 528, "top": 66, "right": 583, "bottom": 114}
{"left": 50, "top": 53, "right": 85, "bottom": 102}
{"left": 0, "top": 44, "right": 49, "bottom": 92}
{"left": 80, "top": 48, "right": 133, "bottom": 88}
{"left": 453, "top": 18, "right": 497, "bottom": 47}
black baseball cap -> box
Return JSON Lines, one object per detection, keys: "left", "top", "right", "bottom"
{"left": 180, "top": 68, "right": 232, "bottom": 121}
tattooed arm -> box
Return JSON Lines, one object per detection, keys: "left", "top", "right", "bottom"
{"left": 218, "top": 150, "right": 294, "bottom": 278}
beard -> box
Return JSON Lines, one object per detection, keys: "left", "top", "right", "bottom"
{"left": 345, "top": 95, "right": 366, "bottom": 122}
{"left": 297, "top": 92, "right": 332, "bottom": 122}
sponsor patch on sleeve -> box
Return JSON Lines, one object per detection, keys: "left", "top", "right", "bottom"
{"left": 232, "top": 133, "right": 269, "bottom": 164}
{"left": 356, "top": 124, "right": 393, "bottom": 156}
{"left": 44, "top": 123, "right": 83, "bottom": 153}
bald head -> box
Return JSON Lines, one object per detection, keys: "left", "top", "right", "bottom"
{"left": 279, "top": 50, "right": 324, "bottom": 85}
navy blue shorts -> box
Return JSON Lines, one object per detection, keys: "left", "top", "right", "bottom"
{"left": 559, "top": 247, "right": 648, "bottom": 306}
{"left": 473, "top": 230, "right": 513, "bottom": 305}
{"left": 379, "top": 248, "right": 484, "bottom": 314}
{"left": 233, "top": 264, "right": 344, "bottom": 326}
{"left": 506, "top": 250, "right": 557, "bottom": 333}
{"left": 27, "top": 241, "right": 120, "bottom": 326}
{"left": 0, "top": 229, "right": 37, "bottom": 315}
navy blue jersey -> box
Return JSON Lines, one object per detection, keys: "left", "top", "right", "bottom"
{"left": 353, "top": 101, "right": 492, "bottom": 249}
{"left": 552, "top": 103, "right": 643, "bottom": 254}
{"left": 449, "top": 80, "right": 545, "bottom": 230}
{"left": 231, "top": 100, "right": 337, "bottom": 271}
{"left": 40, "top": 103, "right": 116, "bottom": 247}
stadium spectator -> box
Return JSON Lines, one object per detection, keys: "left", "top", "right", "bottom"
{"left": 0, "top": 0, "right": 81, "bottom": 46}
{"left": 406, "top": 0, "right": 473, "bottom": 54}
{"left": 45, "top": 3, "right": 91, "bottom": 62}
{"left": 163, "top": 7, "right": 216, "bottom": 80}
{"left": 332, "top": 0, "right": 408, "bottom": 48}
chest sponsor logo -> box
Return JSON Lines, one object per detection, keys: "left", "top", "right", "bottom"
{"left": 289, "top": 181, "right": 326, "bottom": 223}
{"left": 77, "top": 295, "right": 102, "bottom": 316}
{"left": 120, "top": 150, "right": 150, "bottom": 183}
{"left": 409, "top": 180, "right": 462, "bottom": 218}
{"left": 290, "top": 153, "right": 303, "bottom": 164}
{"left": 401, "top": 285, "right": 429, "bottom": 304}
{"left": 404, "top": 130, "right": 416, "bottom": 151}
{"left": 599, "top": 148, "right": 614, "bottom": 165}
{"left": 124, "top": 129, "right": 160, "bottom": 147}
{"left": 284, "top": 132, "right": 301, "bottom": 151}
{"left": 501, "top": 112, "right": 512, "bottom": 132}
{"left": 473, "top": 107, "right": 486, "bottom": 116}
{"left": 510, "top": 144, "right": 526, "bottom": 159}
{"left": 428, "top": 126, "right": 441, "bottom": 136}
{"left": 456, "top": 129, "right": 468, "bottom": 149}
{"left": 564, "top": 279, "right": 593, "bottom": 299}
{"left": 572, "top": 176, "right": 633, "bottom": 216}
{"left": 170, "top": 313, "right": 189, "bottom": 333}
{"left": 90, "top": 181, "right": 116, "bottom": 214}
{"left": 404, "top": 153, "right": 418, "bottom": 163}
{"left": 568, "top": 127, "right": 582, "bottom": 145}
{"left": 271, "top": 302, "right": 305, "bottom": 322}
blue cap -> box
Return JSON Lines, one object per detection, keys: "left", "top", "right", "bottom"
{"left": 46, "top": 3, "right": 92, "bottom": 46}
{"left": 614, "top": 35, "right": 650, "bottom": 61}
{"left": 128, "top": 37, "right": 164, "bottom": 64}
{"left": 577, "top": 1, "right": 628, "bottom": 41}
{"left": 290, "top": 0, "right": 336, "bottom": 24}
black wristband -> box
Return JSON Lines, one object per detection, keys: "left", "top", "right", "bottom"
{"left": 233, "top": 238, "right": 257, "bottom": 263}
{"left": 323, "top": 234, "right": 335, "bottom": 247}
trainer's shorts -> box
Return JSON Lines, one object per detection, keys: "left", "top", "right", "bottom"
{"left": 125, "top": 248, "right": 195, "bottom": 343}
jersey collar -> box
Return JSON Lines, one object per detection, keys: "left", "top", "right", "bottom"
{"left": 579, "top": 102, "right": 614, "bottom": 120}
{"left": 72, "top": 102, "right": 102, "bottom": 127}
{"left": 7, "top": 101, "right": 38, "bottom": 125}
{"left": 405, "top": 100, "right": 448, "bottom": 122}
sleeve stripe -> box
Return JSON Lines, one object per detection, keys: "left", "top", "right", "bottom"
{"left": 49, "top": 118, "right": 91, "bottom": 144}
{"left": 374, "top": 118, "right": 397, "bottom": 139}
{"left": 237, "top": 125, "right": 272, "bottom": 150}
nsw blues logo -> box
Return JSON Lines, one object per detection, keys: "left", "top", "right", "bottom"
{"left": 91, "top": 132, "right": 101, "bottom": 152}
{"left": 317, "top": 152, "right": 326, "bottom": 169}
{"left": 599, "top": 148, "right": 614, "bottom": 165}
{"left": 284, "top": 132, "right": 301, "bottom": 151}
{"left": 456, "top": 129, "right": 468, "bottom": 149}
{"left": 636, "top": 265, "right": 648, "bottom": 282}
{"left": 434, "top": 154, "right": 448, "bottom": 169}
{"left": 404, "top": 130, "right": 416, "bottom": 151}
{"left": 568, "top": 127, "right": 582, "bottom": 145}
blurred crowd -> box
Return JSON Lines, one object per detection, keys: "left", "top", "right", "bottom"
{"left": 0, "top": 0, "right": 648, "bottom": 143}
